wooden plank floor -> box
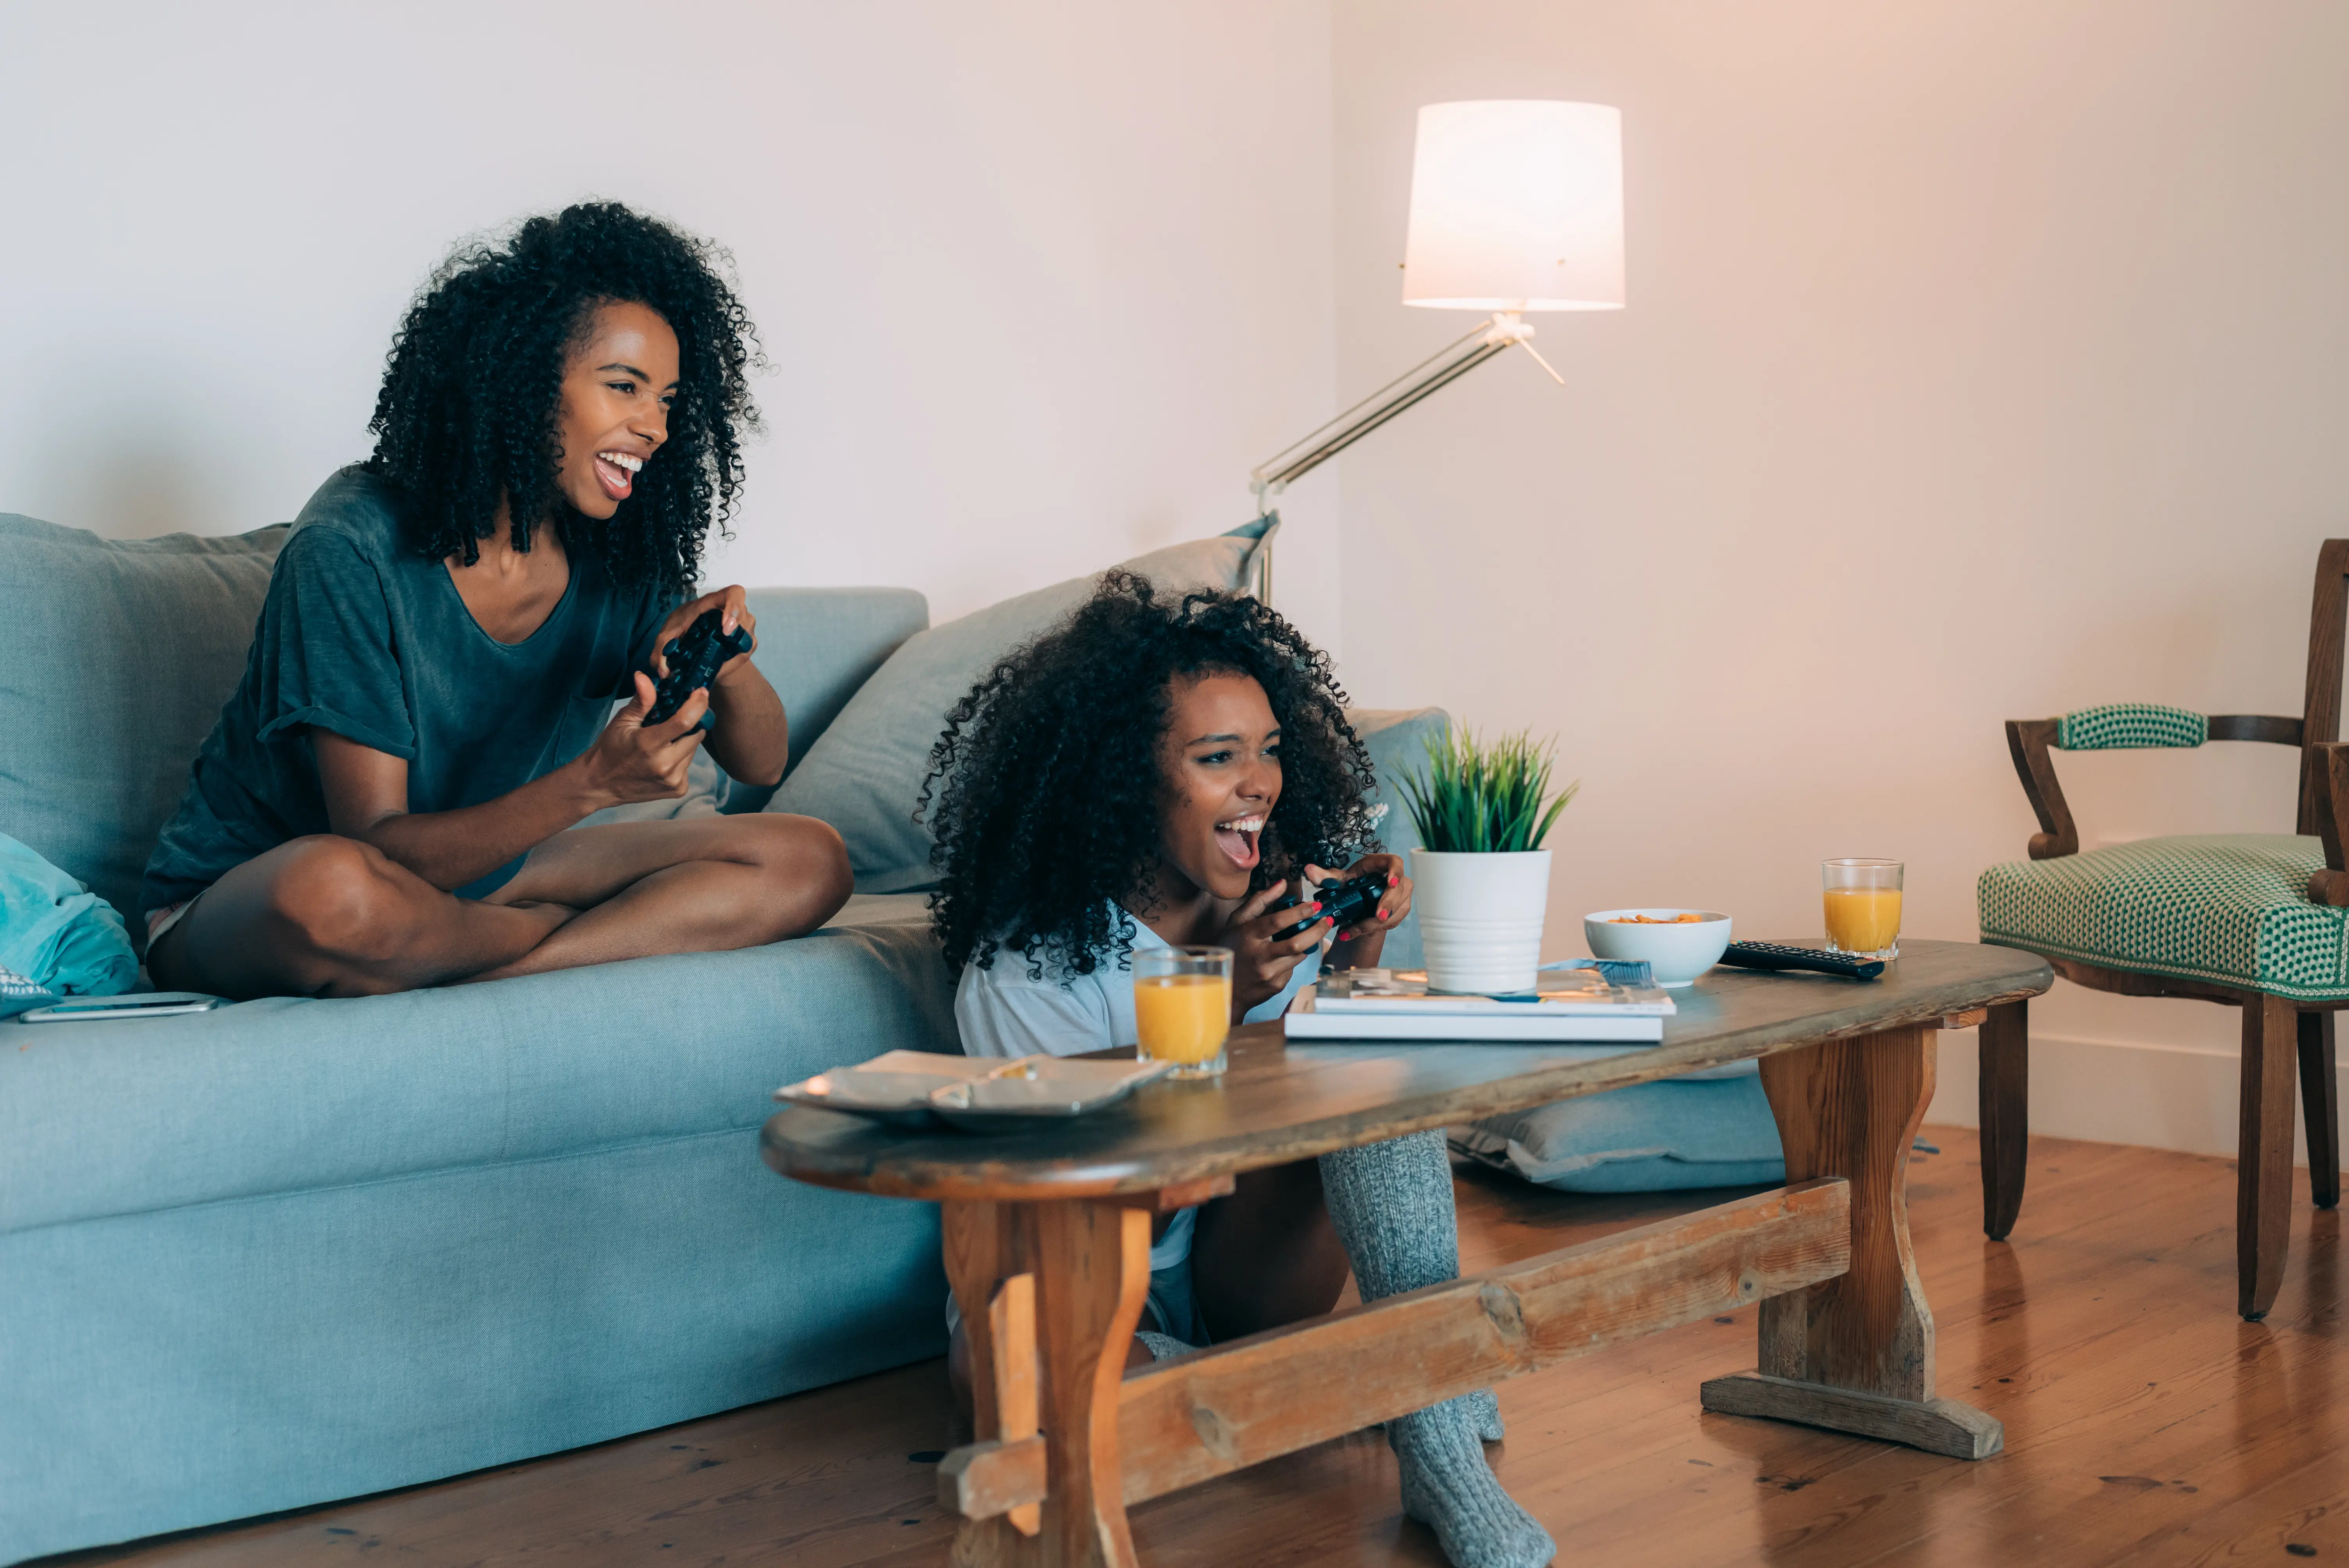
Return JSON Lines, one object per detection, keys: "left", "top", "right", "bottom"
{"left": 45, "top": 1127, "right": 2348, "bottom": 1568}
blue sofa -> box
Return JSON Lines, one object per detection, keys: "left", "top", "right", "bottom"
{"left": 0, "top": 512, "right": 1440, "bottom": 1563}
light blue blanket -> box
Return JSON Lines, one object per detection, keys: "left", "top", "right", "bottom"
{"left": 0, "top": 833, "right": 135, "bottom": 1014}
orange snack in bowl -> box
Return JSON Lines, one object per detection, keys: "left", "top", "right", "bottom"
{"left": 1608, "top": 912, "right": 1707, "bottom": 924}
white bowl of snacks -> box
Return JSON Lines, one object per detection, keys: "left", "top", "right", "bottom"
{"left": 1583, "top": 909, "right": 1733, "bottom": 988}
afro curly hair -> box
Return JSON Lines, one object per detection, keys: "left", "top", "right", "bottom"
{"left": 364, "top": 200, "right": 763, "bottom": 599}
{"left": 918, "top": 570, "right": 1381, "bottom": 980}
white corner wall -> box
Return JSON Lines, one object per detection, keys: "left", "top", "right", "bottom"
{"left": 0, "top": 2, "right": 1342, "bottom": 649}
{"left": 1330, "top": 0, "right": 2349, "bottom": 1157}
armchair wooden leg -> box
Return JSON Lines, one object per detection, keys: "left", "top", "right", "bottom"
{"left": 1978, "top": 1000, "right": 2029, "bottom": 1241}
{"left": 2239, "top": 996, "right": 2299, "bottom": 1320}
{"left": 2299, "top": 1010, "right": 2340, "bottom": 1210}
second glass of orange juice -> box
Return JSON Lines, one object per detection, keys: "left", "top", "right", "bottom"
{"left": 1823, "top": 858, "right": 1903, "bottom": 959}
{"left": 1134, "top": 946, "right": 1234, "bottom": 1079}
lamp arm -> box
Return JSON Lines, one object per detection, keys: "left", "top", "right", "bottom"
{"left": 1244, "top": 312, "right": 1566, "bottom": 606}
{"left": 1249, "top": 313, "right": 1563, "bottom": 504}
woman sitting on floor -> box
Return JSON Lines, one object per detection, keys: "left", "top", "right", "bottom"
{"left": 144, "top": 202, "right": 852, "bottom": 999}
{"left": 918, "top": 572, "right": 1552, "bottom": 1568}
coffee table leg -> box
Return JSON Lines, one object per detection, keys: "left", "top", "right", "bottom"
{"left": 945, "top": 1197, "right": 1154, "bottom": 1567}
{"left": 1700, "top": 1024, "right": 2004, "bottom": 1459}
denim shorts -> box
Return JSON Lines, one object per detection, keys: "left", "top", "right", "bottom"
{"left": 1140, "top": 1254, "right": 1207, "bottom": 1346}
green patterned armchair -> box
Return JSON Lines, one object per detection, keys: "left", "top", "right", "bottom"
{"left": 1976, "top": 541, "right": 2349, "bottom": 1320}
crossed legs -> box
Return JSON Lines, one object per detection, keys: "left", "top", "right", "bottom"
{"left": 148, "top": 814, "right": 852, "bottom": 1000}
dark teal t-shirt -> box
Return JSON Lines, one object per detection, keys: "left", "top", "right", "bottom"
{"left": 142, "top": 467, "right": 669, "bottom": 911}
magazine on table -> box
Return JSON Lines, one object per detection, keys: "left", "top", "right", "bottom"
{"left": 1283, "top": 966, "right": 1674, "bottom": 1043}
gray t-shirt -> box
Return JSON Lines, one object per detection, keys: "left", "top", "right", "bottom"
{"left": 142, "top": 467, "right": 667, "bottom": 911}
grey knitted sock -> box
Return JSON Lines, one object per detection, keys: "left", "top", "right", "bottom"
{"left": 1135, "top": 1329, "right": 1195, "bottom": 1362}
{"left": 1319, "top": 1133, "right": 1552, "bottom": 1568}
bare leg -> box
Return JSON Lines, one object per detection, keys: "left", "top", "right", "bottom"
{"left": 464, "top": 813, "right": 850, "bottom": 981}
{"left": 152, "top": 816, "right": 853, "bottom": 1001}
{"left": 149, "top": 835, "right": 573, "bottom": 1000}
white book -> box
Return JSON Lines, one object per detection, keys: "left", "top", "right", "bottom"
{"left": 1283, "top": 1005, "right": 1663, "bottom": 1043}
{"left": 1302, "top": 968, "right": 1677, "bottom": 1017}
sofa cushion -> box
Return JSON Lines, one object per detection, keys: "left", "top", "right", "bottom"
{"left": 1978, "top": 832, "right": 2348, "bottom": 1000}
{"left": 0, "top": 515, "right": 287, "bottom": 932}
{"left": 1347, "top": 707, "right": 1449, "bottom": 973}
{"left": 1451, "top": 1073, "right": 1786, "bottom": 1193}
{"left": 767, "top": 520, "right": 1276, "bottom": 893}
{"left": 741, "top": 586, "right": 931, "bottom": 792}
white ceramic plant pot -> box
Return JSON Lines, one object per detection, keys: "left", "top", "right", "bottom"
{"left": 1410, "top": 848, "right": 1552, "bottom": 994}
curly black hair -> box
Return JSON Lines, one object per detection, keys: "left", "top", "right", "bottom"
{"left": 919, "top": 570, "right": 1380, "bottom": 980}
{"left": 364, "top": 200, "right": 763, "bottom": 598}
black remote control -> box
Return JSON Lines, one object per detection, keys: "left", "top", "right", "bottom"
{"left": 645, "top": 608, "right": 755, "bottom": 724}
{"left": 1271, "top": 873, "right": 1387, "bottom": 941}
{"left": 1716, "top": 942, "right": 1885, "bottom": 981}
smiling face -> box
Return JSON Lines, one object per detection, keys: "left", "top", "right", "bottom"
{"left": 1153, "top": 670, "right": 1283, "bottom": 904}
{"left": 553, "top": 299, "right": 679, "bottom": 520}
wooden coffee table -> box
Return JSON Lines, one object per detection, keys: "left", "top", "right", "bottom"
{"left": 761, "top": 939, "right": 2051, "bottom": 1567}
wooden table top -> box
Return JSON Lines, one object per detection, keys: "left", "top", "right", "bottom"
{"left": 759, "top": 939, "right": 2051, "bottom": 1202}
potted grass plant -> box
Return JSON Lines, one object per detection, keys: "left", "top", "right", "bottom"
{"left": 1394, "top": 728, "right": 1577, "bottom": 994}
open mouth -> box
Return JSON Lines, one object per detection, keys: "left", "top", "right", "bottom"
{"left": 593, "top": 449, "right": 643, "bottom": 501}
{"left": 1213, "top": 814, "right": 1265, "bottom": 871}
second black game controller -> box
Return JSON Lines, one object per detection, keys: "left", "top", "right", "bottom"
{"left": 1271, "top": 871, "right": 1389, "bottom": 941}
{"left": 645, "top": 608, "right": 755, "bottom": 725}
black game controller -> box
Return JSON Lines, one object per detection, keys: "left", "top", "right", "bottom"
{"left": 645, "top": 608, "right": 755, "bottom": 725}
{"left": 1271, "top": 871, "right": 1389, "bottom": 941}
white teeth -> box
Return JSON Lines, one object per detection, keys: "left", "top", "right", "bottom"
{"left": 1217, "top": 816, "right": 1265, "bottom": 833}
{"left": 599, "top": 451, "right": 643, "bottom": 473}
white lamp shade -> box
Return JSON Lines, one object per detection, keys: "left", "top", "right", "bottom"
{"left": 1401, "top": 100, "right": 1625, "bottom": 312}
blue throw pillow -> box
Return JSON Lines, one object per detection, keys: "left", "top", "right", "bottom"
{"left": 0, "top": 832, "right": 136, "bottom": 1006}
{"left": 1451, "top": 1074, "right": 1786, "bottom": 1193}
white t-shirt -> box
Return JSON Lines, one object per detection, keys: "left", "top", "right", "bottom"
{"left": 955, "top": 903, "right": 1321, "bottom": 1269}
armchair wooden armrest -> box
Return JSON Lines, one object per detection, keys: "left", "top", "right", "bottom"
{"left": 2006, "top": 712, "right": 2304, "bottom": 862}
{"left": 2308, "top": 741, "right": 2349, "bottom": 907}
{"left": 2004, "top": 718, "right": 2077, "bottom": 860}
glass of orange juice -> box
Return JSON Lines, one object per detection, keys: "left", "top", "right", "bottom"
{"left": 1823, "top": 859, "right": 1903, "bottom": 960}
{"left": 1134, "top": 946, "right": 1234, "bottom": 1080}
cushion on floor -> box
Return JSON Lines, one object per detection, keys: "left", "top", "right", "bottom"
{"left": 1451, "top": 1073, "right": 1786, "bottom": 1193}
{"left": 1977, "top": 832, "right": 2349, "bottom": 1001}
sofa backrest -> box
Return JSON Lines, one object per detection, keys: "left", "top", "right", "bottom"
{"left": 740, "top": 587, "right": 930, "bottom": 780}
{"left": 0, "top": 515, "right": 290, "bottom": 935}
{"left": 0, "top": 511, "right": 930, "bottom": 933}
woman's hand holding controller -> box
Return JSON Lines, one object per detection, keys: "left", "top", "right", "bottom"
{"left": 1305, "top": 855, "right": 1413, "bottom": 943}
{"left": 579, "top": 672, "right": 710, "bottom": 808}
{"left": 1219, "top": 878, "right": 1333, "bottom": 1021}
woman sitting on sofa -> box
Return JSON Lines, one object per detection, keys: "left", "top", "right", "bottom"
{"left": 143, "top": 202, "right": 852, "bottom": 1000}
{"left": 919, "top": 573, "right": 1552, "bottom": 1568}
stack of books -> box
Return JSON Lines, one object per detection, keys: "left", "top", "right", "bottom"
{"left": 1283, "top": 965, "right": 1675, "bottom": 1042}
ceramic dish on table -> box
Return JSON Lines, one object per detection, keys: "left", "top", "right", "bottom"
{"left": 775, "top": 1049, "right": 1173, "bottom": 1131}
{"left": 1583, "top": 909, "right": 1733, "bottom": 987}
{"left": 928, "top": 1056, "right": 1174, "bottom": 1131}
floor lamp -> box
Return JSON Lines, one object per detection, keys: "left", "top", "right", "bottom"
{"left": 1249, "top": 100, "right": 1625, "bottom": 602}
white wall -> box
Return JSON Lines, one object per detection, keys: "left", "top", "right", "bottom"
{"left": 14, "top": 1, "right": 2349, "bottom": 1157}
{"left": 0, "top": 1, "right": 1342, "bottom": 647}
{"left": 1330, "top": 1, "right": 2349, "bottom": 1155}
